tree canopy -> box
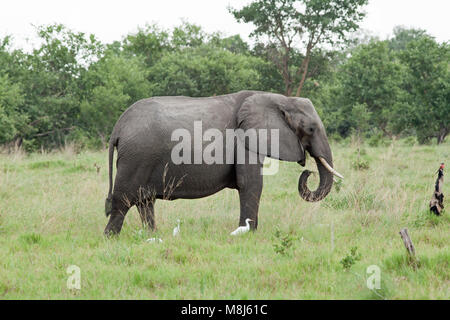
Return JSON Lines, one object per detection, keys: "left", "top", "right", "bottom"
{"left": 0, "top": 19, "right": 448, "bottom": 151}
{"left": 230, "top": 0, "right": 368, "bottom": 96}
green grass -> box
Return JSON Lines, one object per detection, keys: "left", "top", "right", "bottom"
{"left": 0, "top": 140, "right": 448, "bottom": 299}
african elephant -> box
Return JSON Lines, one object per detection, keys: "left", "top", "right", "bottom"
{"left": 104, "top": 91, "right": 343, "bottom": 235}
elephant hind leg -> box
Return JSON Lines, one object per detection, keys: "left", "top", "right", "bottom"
{"left": 104, "top": 194, "right": 132, "bottom": 236}
{"left": 104, "top": 163, "right": 154, "bottom": 236}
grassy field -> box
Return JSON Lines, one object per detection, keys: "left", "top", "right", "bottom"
{"left": 0, "top": 139, "right": 448, "bottom": 299}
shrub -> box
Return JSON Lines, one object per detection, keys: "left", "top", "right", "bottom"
{"left": 273, "top": 228, "right": 296, "bottom": 256}
{"left": 340, "top": 246, "right": 362, "bottom": 270}
{"left": 401, "top": 136, "right": 418, "bottom": 146}
{"left": 352, "top": 158, "right": 370, "bottom": 170}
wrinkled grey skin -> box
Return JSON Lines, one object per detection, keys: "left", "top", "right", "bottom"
{"left": 104, "top": 91, "right": 334, "bottom": 235}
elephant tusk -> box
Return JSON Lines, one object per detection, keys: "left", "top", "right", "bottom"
{"left": 319, "top": 157, "right": 344, "bottom": 179}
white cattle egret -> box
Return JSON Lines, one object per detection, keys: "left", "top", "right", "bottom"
{"left": 173, "top": 219, "right": 180, "bottom": 237}
{"left": 230, "top": 219, "right": 253, "bottom": 236}
{"left": 146, "top": 238, "right": 163, "bottom": 243}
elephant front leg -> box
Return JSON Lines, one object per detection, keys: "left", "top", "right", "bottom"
{"left": 236, "top": 163, "right": 263, "bottom": 230}
{"left": 137, "top": 200, "right": 156, "bottom": 231}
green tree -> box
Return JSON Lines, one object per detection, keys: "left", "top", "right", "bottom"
{"left": 0, "top": 36, "right": 16, "bottom": 76}
{"left": 122, "top": 24, "right": 170, "bottom": 67}
{"left": 395, "top": 37, "right": 449, "bottom": 144}
{"left": 209, "top": 34, "right": 250, "bottom": 55}
{"left": 389, "top": 26, "right": 428, "bottom": 51}
{"left": 230, "top": 0, "right": 368, "bottom": 96}
{"left": 1, "top": 24, "right": 103, "bottom": 150}
{"left": 148, "top": 45, "right": 268, "bottom": 97}
{"left": 171, "top": 21, "right": 206, "bottom": 49}
{"left": 80, "top": 52, "right": 151, "bottom": 146}
{"left": 0, "top": 74, "right": 27, "bottom": 145}
{"left": 338, "top": 41, "right": 403, "bottom": 136}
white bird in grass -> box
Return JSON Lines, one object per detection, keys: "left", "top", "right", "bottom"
{"left": 230, "top": 219, "right": 253, "bottom": 236}
{"left": 173, "top": 219, "right": 180, "bottom": 237}
{"left": 146, "top": 237, "right": 163, "bottom": 243}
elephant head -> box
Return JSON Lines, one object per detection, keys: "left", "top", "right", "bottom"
{"left": 237, "top": 93, "right": 343, "bottom": 202}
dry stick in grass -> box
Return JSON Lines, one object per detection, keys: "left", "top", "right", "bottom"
{"left": 399, "top": 228, "right": 418, "bottom": 268}
{"left": 399, "top": 228, "right": 415, "bottom": 257}
{"left": 429, "top": 163, "right": 444, "bottom": 215}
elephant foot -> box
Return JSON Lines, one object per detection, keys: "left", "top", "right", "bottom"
{"left": 104, "top": 213, "right": 125, "bottom": 236}
{"left": 104, "top": 226, "right": 120, "bottom": 237}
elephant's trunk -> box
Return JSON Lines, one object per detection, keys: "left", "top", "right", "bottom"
{"left": 298, "top": 156, "right": 334, "bottom": 202}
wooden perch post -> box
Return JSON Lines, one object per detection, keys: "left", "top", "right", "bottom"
{"left": 399, "top": 228, "right": 415, "bottom": 257}
{"left": 429, "top": 163, "right": 444, "bottom": 215}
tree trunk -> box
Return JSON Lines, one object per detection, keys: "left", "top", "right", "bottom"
{"left": 286, "top": 86, "right": 293, "bottom": 97}
{"left": 295, "top": 53, "right": 311, "bottom": 97}
{"left": 437, "top": 128, "right": 448, "bottom": 145}
{"left": 98, "top": 132, "right": 107, "bottom": 150}
{"left": 295, "top": 42, "right": 312, "bottom": 97}
{"left": 283, "top": 50, "right": 292, "bottom": 96}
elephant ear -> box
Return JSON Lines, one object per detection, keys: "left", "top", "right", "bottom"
{"left": 236, "top": 93, "right": 304, "bottom": 162}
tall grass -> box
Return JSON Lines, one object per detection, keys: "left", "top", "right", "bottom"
{"left": 0, "top": 139, "right": 448, "bottom": 299}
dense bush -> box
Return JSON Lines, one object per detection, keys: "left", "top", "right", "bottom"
{"left": 149, "top": 45, "right": 268, "bottom": 97}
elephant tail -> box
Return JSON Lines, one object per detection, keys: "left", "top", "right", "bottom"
{"left": 105, "top": 135, "right": 118, "bottom": 217}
